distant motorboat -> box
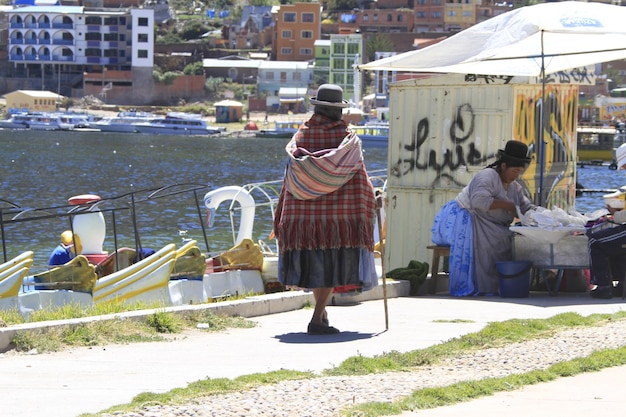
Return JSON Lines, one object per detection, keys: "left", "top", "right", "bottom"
{"left": 255, "top": 120, "right": 304, "bottom": 139}
{"left": 0, "top": 111, "right": 97, "bottom": 131}
{"left": 26, "top": 113, "right": 74, "bottom": 131}
{"left": 349, "top": 123, "right": 389, "bottom": 147}
{"left": 577, "top": 125, "right": 626, "bottom": 163}
{"left": 0, "top": 112, "right": 34, "bottom": 130}
{"left": 55, "top": 112, "right": 97, "bottom": 130}
{"left": 93, "top": 110, "right": 160, "bottom": 133}
{"left": 134, "top": 112, "right": 225, "bottom": 136}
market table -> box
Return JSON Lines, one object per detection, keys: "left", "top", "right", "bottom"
{"left": 510, "top": 227, "right": 589, "bottom": 295}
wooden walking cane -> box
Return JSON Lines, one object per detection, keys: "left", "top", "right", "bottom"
{"left": 376, "top": 202, "right": 389, "bottom": 330}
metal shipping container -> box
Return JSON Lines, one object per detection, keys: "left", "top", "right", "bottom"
{"left": 384, "top": 73, "right": 578, "bottom": 273}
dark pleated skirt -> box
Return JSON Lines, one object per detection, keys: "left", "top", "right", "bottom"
{"left": 278, "top": 247, "right": 378, "bottom": 290}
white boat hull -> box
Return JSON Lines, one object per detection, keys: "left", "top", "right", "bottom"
{"left": 0, "top": 121, "right": 29, "bottom": 130}
{"left": 134, "top": 125, "right": 221, "bottom": 135}
{"left": 18, "top": 290, "right": 93, "bottom": 313}
{"left": 204, "top": 269, "right": 265, "bottom": 299}
{"left": 94, "top": 123, "right": 139, "bottom": 133}
{"left": 134, "top": 112, "right": 223, "bottom": 136}
{"left": 28, "top": 123, "right": 63, "bottom": 131}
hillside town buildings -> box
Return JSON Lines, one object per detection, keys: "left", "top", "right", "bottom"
{"left": 0, "top": 0, "right": 625, "bottom": 114}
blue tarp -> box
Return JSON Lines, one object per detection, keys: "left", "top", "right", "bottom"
{"left": 340, "top": 14, "right": 357, "bottom": 23}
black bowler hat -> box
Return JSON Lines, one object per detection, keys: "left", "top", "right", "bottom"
{"left": 498, "top": 140, "right": 531, "bottom": 166}
{"left": 309, "top": 84, "right": 350, "bottom": 108}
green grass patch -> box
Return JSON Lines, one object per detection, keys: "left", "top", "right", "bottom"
{"left": 9, "top": 318, "right": 166, "bottom": 353}
{"left": 145, "top": 311, "right": 183, "bottom": 333}
{"left": 326, "top": 312, "right": 623, "bottom": 376}
{"left": 0, "top": 299, "right": 169, "bottom": 325}
{"left": 7, "top": 309, "right": 255, "bottom": 353}
{"left": 432, "top": 318, "right": 475, "bottom": 323}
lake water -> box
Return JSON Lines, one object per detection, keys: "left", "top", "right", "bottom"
{"left": 1, "top": 128, "right": 622, "bottom": 270}
{"left": 575, "top": 164, "right": 626, "bottom": 214}
{"left": 0, "top": 129, "right": 388, "bottom": 269}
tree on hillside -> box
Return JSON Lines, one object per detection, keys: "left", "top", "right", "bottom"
{"left": 180, "top": 20, "right": 210, "bottom": 41}
{"left": 327, "top": 0, "right": 358, "bottom": 12}
{"left": 184, "top": 61, "right": 205, "bottom": 76}
{"left": 365, "top": 33, "right": 394, "bottom": 63}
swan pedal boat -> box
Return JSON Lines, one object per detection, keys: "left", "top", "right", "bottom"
{"left": 0, "top": 251, "right": 35, "bottom": 311}
{"left": 14, "top": 240, "right": 266, "bottom": 314}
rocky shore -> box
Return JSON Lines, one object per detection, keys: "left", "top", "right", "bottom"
{"left": 99, "top": 318, "right": 626, "bottom": 417}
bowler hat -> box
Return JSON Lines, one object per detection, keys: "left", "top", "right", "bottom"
{"left": 310, "top": 84, "right": 350, "bottom": 108}
{"left": 498, "top": 140, "right": 531, "bottom": 166}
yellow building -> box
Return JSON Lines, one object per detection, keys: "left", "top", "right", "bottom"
{"left": 273, "top": 2, "right": 322, "bottom": 61}
{"left": 5, "top": 90, "right": 62, "bottom": 113}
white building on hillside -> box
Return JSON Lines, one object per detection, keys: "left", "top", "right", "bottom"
{"left": 7, "top": 5, "right": 154, "bottom": 68}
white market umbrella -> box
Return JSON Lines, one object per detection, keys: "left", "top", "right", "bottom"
{"left": 358, "top": 1, "right": 626, "bottom": 76}
{"left": 358, "top": 1, "right": 626, "bottom": 204}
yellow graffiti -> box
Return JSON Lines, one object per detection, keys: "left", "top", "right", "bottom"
{"left": 513, "top": 85, "right": 578, "bottom": 209}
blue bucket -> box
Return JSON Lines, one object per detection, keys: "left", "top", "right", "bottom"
{"left": 496, "top": 261, "right": 533, "bottom": 298}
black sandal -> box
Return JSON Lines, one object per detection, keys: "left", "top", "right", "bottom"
{"left": 307, "top": 322, "right": 340, "bottom": 335}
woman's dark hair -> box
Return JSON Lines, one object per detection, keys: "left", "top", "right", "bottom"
{"left": 487, "top": 157, "right": 527, "bottom": 170}
{"left": 314, "top": 105, "right": 342, "bottom": 121}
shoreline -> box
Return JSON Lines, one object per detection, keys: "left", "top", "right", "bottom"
{"left": 46, "top": 108, "right": 312, "bottom": 135}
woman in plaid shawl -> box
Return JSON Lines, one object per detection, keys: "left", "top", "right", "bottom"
{"left": 273, "top": 84, "right": 378, "bottom": 335}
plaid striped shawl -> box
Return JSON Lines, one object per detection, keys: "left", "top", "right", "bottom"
{"left": 283, "top": 130, "right": 362, "bottom": 200}
{"left": 274, "top": 114, "right": 376, "bottom": 252}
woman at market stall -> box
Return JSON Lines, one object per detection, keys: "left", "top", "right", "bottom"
{"left": 432, "top": 140, "right": 536, "bottom": 296}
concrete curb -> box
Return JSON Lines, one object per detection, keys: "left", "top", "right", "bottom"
{"left": 0, "top": 279, "right": 410, "bottom": 351}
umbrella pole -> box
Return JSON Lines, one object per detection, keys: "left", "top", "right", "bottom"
{"left": 376, "top": 205, "right": 389, "bottom": 330}
{"left": 538, "top": 29, "right": 546, "bottom": 207}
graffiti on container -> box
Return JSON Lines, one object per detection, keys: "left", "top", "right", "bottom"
{"left": 390, "top": 103, "right": 492, "bottom": 179}
{"left": 390, "top": 86, "right": 577, "bottom": 207}
{"left": 513, "top": 87, "right": 578, "bottom": 208}
{"left": 538, "top": 66, "right": 595, "bottom": 85}
{"left": 464, "top": 74, "right": 514, "bottom": 84}
{"left": 464, "top": 68, "right": 594, "bottom": 86}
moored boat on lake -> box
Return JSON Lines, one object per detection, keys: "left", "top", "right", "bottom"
{"left": 93, "top": 110, "right": 160, "bottom": 133}
{"left": 577, "top": 125, "right": 626, "bottom": 162}
{"left": 254, "top": 119, "right": 304, "bottom": 139}
{"left": 134, "top": 112, "right": 225, "bottom": 136}
{"left": 0, "top": 112, "right": 35, "bottom": 130}
{"left": 0, "top": 111, "right": 98, "bottom": 131}
{"left": 350, "top": 123, "right": 389, "bottom": 147}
